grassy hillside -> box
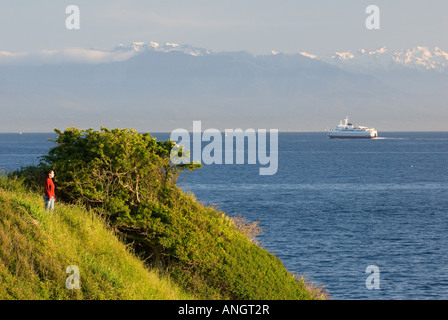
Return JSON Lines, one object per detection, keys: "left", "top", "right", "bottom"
{"left": 0, "top": 177, "right": 193, "bottom": 300}
{"left": 0, "top": 175, "right": 326, "bottom": 300}
{"left": 119, "top": 185, "right": 326, "bottom": 300}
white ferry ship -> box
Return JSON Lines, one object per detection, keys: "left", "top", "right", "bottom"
{"left": 326, "top": 117, "right": 378, "bottom": 139}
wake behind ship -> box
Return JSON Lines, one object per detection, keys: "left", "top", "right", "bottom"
{"left": 326, "top": 117, "right": 378, "bottom": 139}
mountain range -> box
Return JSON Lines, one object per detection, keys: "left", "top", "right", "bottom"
{"left": 323, "top": 46, "right": 448, "bottom": 72}
{"left": 118, "top": 42, "right": 448, "bottom": 73}
{"left": 1, "top": 42, "right": 447, "bottom": 132}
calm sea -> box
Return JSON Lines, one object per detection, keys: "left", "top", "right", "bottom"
{"left": 1, "top": 131, "right": 448, "bottom": 300}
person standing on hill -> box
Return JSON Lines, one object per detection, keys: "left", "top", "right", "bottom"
{"left": 44, "top": 169, "right": 55, "bottom": 212}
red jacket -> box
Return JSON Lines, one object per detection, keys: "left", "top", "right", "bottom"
{"left": 45, "top": 178, "right": 55, "bottom": 198}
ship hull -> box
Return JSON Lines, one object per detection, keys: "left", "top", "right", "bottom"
{"left": 328, "top": 135, "right": 376, "bottom": 139}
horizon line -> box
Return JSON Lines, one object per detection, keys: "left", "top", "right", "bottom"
{"left": 2, "top": 130, "right": 448, "bottom": 134}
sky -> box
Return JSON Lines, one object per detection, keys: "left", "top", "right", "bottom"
{"left": 1, "top": 0, "right": 447, "bottom": 55}
{"left": 0, "top": 1, "right": 447, "bottom": 132}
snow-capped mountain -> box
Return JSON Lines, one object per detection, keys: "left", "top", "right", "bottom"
{"left": 114, "top": 41, "right": 212, "bottom": 57}
{"left": 316, "top": 46, "right": 448, "bottom": 72}
{"left": 3, "top": 40, "right": 446, "bottom": 74}
{"left": 1, "top": 41, "right": 447, "bottom": 132}
{"left": 117, "top": 42, "right": 448, "bottom": 72}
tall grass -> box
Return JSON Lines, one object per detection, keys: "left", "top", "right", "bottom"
{"left": 0, "top": 176, "right": 193, "bottom": 300}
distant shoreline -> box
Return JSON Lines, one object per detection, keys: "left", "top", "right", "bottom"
{"left": 1, "top": 131, "right": 448, "bottom": 134}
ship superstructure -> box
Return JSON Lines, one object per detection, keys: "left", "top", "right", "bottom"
{"left": 326, "top": 117, "right": 378, "bottom": 139}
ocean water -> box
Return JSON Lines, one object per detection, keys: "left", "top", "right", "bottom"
{"left": 1, "top": 131, "right": 448, "bottom": 300}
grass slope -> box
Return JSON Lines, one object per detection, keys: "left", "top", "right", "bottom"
{"left": 0, "top": 177, "right": 326, "bottom": 300}
{"left": 0, "top": 178, "right": 193, "bottom": 300}
{"left": 123, "top": 187, "right": 324, "bottom": 300}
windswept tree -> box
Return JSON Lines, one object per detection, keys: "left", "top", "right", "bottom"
{"left": 40, "top": 127, "right": 200, "bottom": 221}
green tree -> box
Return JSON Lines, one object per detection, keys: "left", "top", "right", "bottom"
{"left": 40, "top": 127, "right": 200, "bottom": 222}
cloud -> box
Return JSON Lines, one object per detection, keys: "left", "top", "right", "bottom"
{"left": 0, "top": 48, "right": 137, "bottom": 66}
